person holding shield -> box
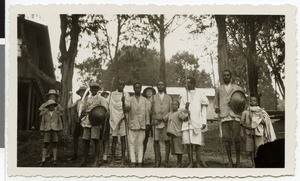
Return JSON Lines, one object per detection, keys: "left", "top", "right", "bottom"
{"left": 179, "top": 76, "right": 209, "bottom": 168}
{"left": 214, "top": 70, "right": 244, "bottom": 168}
{"left": 79, "top": 82, "right": 108, "bottom": 167}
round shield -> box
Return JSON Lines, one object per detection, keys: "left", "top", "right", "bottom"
{"left": 89, "top": 106, "right": 107, "bottom": 126}
{"left": 230, "top": 90, "right": 247, "bottom": 115}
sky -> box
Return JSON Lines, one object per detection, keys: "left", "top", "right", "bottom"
{"left": 24, "top": 14, "right": 220, "bottom": 98}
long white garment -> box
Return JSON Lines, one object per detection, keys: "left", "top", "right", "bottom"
{"left": 249, "top": 106, "right": 276, "bottom": 142}
{"left": 179, "top": 89, "right": 209, "bottom": 145}
{"left": 109, "top": 91, "right": 130, "bottom": 131}
{"left": 179, "top": 89, "right": 209, "bottom": 133}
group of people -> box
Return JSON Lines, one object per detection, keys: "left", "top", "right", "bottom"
{"left": 38, "top": 70, "right": 276, "bottom": 168}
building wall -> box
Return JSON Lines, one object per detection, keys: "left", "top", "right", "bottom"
{"left": 17, "top": 17, "right": 57, "bottom": 130}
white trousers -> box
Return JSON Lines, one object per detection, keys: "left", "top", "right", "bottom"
{"left": 128, "top": 129, "right": 145, "bottom": 163}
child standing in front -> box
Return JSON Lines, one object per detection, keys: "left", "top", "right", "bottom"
{"left": 39, "top": 89, "right": 63, "bottom": 116}
{"left": 39, "top": 99, "right": 63, "bottom": 166}
{"left": 164, "top": 100, "right": 188, "bottom": 168}
{"left": 241, "top": 96, "right": 276, "bottom": 167}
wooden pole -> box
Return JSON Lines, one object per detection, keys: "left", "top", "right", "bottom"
{"left": 210, "top": 52, "right": 225, "bottom": 167}
{"left": 184, "top": 62, "right": 193, "bottom": 167}
{"left": 26, "top": 84, "right": 32, "bottom": 130}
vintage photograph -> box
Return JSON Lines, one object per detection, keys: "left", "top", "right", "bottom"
{"left": 7, "top": 4, "right": 296, "bottom": 178}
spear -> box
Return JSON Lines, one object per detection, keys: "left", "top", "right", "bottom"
{"left": 151, "top": 83, "right": 156, "bottom": 142}
{"left": 210, "top": 52, "right": 225, "bottom": 167}
{"left": 101, "top": 77, "right": 115, "bottom": 147}
{"left": 122, "top": 90, "right": 130, "bottom": 161}
{"left": 184, "top": 62, "right": 193, "bottom": 167}
{"left": 77, "top": 80, "right": 92, "bottom": 119}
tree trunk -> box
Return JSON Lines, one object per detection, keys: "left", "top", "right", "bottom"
{"left": 59, "top": 15, "right": 81, "bottom": 134}
{"left": 215, "top": 15, "right": 229, "bottom": 84}
{"left": 159, "top": 15, "right": 166, "bottom": 84}
{"left": 246, "top": 17, "right": 260, "bottom": 104}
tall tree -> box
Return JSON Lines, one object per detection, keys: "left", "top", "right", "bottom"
{"left": 142, "top": 15, "right": 185, "bottom": 84}
{"left": 59, "top": 14, "right": 106, "bottom": 132}
{"left": 75, "top": 15, "right": 151, "bottom": 86}
{"left": 215, "top": 15, "right": 229, "bottom": 83}
{"left": 227, "top": 15, "right": 268, "bottom": 103}
{"left": 59, "top": 15, "right": 81, "bottom": 132}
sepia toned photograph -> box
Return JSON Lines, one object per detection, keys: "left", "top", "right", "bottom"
{"left": 7, "top": 4, "right": 296, "bottom": 178}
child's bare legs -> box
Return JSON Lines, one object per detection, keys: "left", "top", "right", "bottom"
{"left": 102, "top": 140, "right": 109, "bottom": 162}
{"left": 40, "top": 142, "right": 49, "bottom": 166}
{"left": 52, "top": 142, "right": 58, "bottom": 165}
{"left": 164, "top": 141, "right": 171, "bottom": 167}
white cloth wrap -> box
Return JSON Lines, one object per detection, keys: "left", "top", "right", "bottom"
{"left": 179, "top": 89, "right": 209, "bottom": 134}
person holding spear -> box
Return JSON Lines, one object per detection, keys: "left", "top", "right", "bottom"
{"left": 214, "top": 70, "right": 243, "bottom": 168}
{"left": 108, "top": 80, "right": 130, "bottom": 167}
{"left": 179, "top": 76, "right": 209, "bottom": 168}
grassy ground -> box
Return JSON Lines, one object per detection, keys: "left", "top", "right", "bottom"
{"left": 17, "top": 120, "right": 284, "bottom": 168}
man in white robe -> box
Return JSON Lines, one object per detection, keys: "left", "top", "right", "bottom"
{"left": 108, "top": 80, "right": 130, "bottom": 166}
{"left": 179, "top": 76, "right": 209, "bottom": 168}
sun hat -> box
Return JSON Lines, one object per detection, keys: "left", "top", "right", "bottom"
{"left": 45, "top": 99, "right": 58, "bottom": 108}
{"left": 89, "top": 82, "right": 100, "bottom": 88}
{"left": 142, "top": 87, "right": 156, "bottom": 97}
{"left": 46, "top": 89, "right": 59, "bottom": 98}
{"left": 76, "top": 86, "right": 88, "bottom": 95}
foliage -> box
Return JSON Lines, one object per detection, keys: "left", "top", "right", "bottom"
{"left": 187, "top": 15, "right": 213, "bottom": 35}
{"left": 133, "top": 15, "right": 187, "bottom": 82}
{"left": 166, "top": 51, "right": 212, "bottom": 88}
{"left": 257, "top": 16, "right": 285, "bottom": 98}
{"left": 224, "top": 15, "right": 284, "bottom": 108}
{"left": 226, "top": 15, "right": 269, "bottom": 103}
{"left": 227, "top": 44, "right": 276, "bottom": 109}
{"left": 77, "top": 46, "right": 161, "bottom": 90}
